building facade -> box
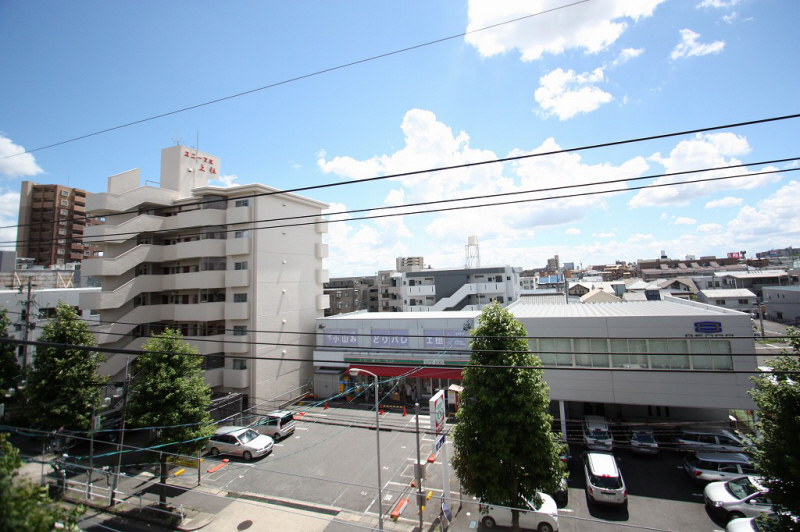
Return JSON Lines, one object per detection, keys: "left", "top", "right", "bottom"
{"left": 762, "top": 285, "right": 800, "bottom": 324}
{"left": 80, "top": 146, "right": 329, "bottom": 409}
{"left": 402, "top": 265, "right": 521, "bottom": 312}
{"left": 16, "top": 182, "right": 103, "bottom": 267}
{"left": 324, "top": 276, "right": 374, "bottom": 316}
{"left": 313, "top": 297, "right": 757, "bottom": 425}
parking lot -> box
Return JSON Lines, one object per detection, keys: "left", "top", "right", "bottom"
{"left": 187, "top": 405, "right": 734, "bottom": 531}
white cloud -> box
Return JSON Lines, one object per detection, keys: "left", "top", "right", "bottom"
{"left": 209, "top": 174, "right": 239, "bottom": 187}
{"left": 727, "top": 181, "right": 800, "bottom": 243}
{"left": 465, "top": 0, "right": 664, "bottom": 61}
{"left": 697, "top": 0, "right": 739, "bottom": 8}
{"left": 565, "top": 228, "right": 581, "bottom": 235}
{"left": 534, "top": 68, "right": 613, "bottom": 120}
{"left": 0, "top": 189, "right": 20, "bottom": 250}
{"left": 0, "top": 134, "right": 43, "bottom": 178}
{"left": 319, "top": 109, "right": 649, "bottom": 265}
{"left": 705, "top": 197, "right": 743, "bottom": 208}
{"left": 671, "top": 29, "right": 725, "bottom": 60}
{"left": 722, "top": 12, "right": 738, "bottom": 24}
{"left": 697, "top": 223, "right": 723, "bottom": 233}
{"left": 611, "top": 47, "right": 644, "bottom": 67}
{"left": 629, "top": 133, "right": 780, "bottom": 207}
{"left": 674, "top": 217, "right": 697, "bottom": 225}
{"left": 593, "top": 231, "right": 616, "bottom": 238}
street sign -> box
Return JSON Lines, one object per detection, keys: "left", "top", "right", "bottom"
{"left": 429, "top": 390, "right": 446, "bottom": 435}
{"left": 435, "top": 434, "right": 445, "bottom": 453}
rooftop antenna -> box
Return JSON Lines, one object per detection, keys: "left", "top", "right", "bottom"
{"left": 171, "top": 136, "right": 183, "bottom": 146}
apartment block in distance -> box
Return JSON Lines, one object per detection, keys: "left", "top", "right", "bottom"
{"left": 80, "top": 146, "right": 330, "bottom": 409}
{"left": 16, "top": 182, "right": 103, "bottom": 266}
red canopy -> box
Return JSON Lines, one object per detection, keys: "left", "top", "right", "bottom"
{"left": 347, "top": 364, "right": 462, "bottom": 380}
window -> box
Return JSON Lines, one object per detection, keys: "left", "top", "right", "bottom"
{"left": 233, "top": 293, "right": 248, "bottom": 303}
{"left": 233, "top": 359, "right": 248, "bottom": 370}
{"left": 58, "top": 229, "right": 66, "bottom": 235}
{"left": 60, "top": 199, "right": 69, "bottom": 206}
{"left": 57, "top": 239, "right": 66, "bottom": 244}
{"left": 57, "top": 249, "right": 64, "bottom": 255}
{"left": 234, "top": 230, "right": 249, "bottom": 238}
{"left": 538, "top": 338, "right": 573, "bottom": 366}
{"left": 60, "top": 190, "right": 69, "bottom": 196}
{"left": 233, "top": 326, "right": 247, "bottom": 336}
{"left": 715, "top": 300, "right": 726, "bottom": 305}
{"left": 60, "top": 209, "right": 69, "bottom": 216}
{"left": 235, "top": 199, "right": 249, "bottom": 207}
{"left": 234, "top": 261, "right": 248, "bottom": 270}
{"left": 738, "top": 299, "right": 748, "bottom": 304}
{"left": 204, "top": 354, "right": 225, "bottom": 370}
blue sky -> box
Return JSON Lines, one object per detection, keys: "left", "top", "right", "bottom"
{"left": 1, "top": 0, "right": 798, "bottom": 277}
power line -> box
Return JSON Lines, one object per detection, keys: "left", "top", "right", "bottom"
{"left": 0, "top": 1, "right": 590, "bottom": 160}
{"left": 1, "top": 337, "right": 795, "bottom": 374}
{"left": 6, "top": 161, "right": 795, "bottom": 249}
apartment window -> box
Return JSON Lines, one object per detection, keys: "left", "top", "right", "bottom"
{"left": 235, "top": 199, "right": 249, "bottom": 207}
{"left": 233, "top": 359, "right": 248, "bottom": 370}
{"left": 57, "top": 249, "right": 65, "bottom": 255}
{"left": 58, "top": 229, "right": 67, "bottom": 235}
{"left": 60, "top": 190, "right": 69, "bottom": 196}
{"left": 738, "top": 299, "right": 749, "bottom": 305}
{"left": 56, "top": 259, "right": 64, "bottom": 265}
{"left": 57, "top": 239, "right": 66, "bottom": 244}
{"left": 59, "top": 221, "right": 67, "bottom": 226}
{"left": 715, "top": 300, "right": 726, "bottom": 305}
{"left": 233, "top": 325, "right": 247, "bottom": 336}
{"left": 204, "top": 353, "right": 225, "bottom": 370}
{"left": 60, "top": 209, "right": 69, "bottom": 216}
{"left": 234, "top": 230, "right": 249, "bottom": 238}
{"left": 233, "top": 293, "right": 248, "bottom": 303}
{"left": 60, "top": 199, "right": 69, "bottom": 207}
{"left": 234, "top": 261, "right": 248, "bottom": 270}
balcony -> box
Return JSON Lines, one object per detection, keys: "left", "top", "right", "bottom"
{"left": 204, "top": 368, "right": 224, "bottom": 388}
{"left": 225, "top": 270, "right": 249, "bottom": 287}
{"left": 162, "top": 270, "right": 226, "bottom": 291}
{"left": 226, "top": 206, "right": 250, "bottom": 225}
{"left": 224, "top": 303, "right": 249, "bottom": 320}
{"left": 163, "top": 208, "right": 226, "bottom": 231}
{"left": 226, "top": 237, "right": 250, "bottom": 256}
{"left": 162, "top": 239, "right": 226, "bottom": 261}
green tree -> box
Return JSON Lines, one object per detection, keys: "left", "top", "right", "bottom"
{"left": 748, "top": 327, "right": 800, "bottom": 529}
{"left": 0, "top": 432, "right": 84, "bottom": 531}
{"left": 0, "top": 308, "right": 21, "bottom": 387}
{"left": 452, "top": 302, "right": 565, "bottom": 532}
{"left": 26, "top": 302, "right": 105, "bottom": 432}
{"left": 125, "top": 329, "right": 215, "bottom": 508}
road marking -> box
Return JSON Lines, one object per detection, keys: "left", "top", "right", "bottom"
{"left": 296, "top": 427, "right": 309, "bottom": 431}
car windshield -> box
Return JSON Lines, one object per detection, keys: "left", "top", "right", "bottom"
{"left": 632, "top": 432, "right": 655, "bottom": 443}
{"left": 725, "top": 477, "right": 761, "bottom": 500}
{"left": 590, "top": 429, "right": 610, "bottom": 440}
{"left": 239, "top": 430, "right": 260, "bottom": 444}
{"left": 590, "top": 473, "right": 622, "bottom": 489}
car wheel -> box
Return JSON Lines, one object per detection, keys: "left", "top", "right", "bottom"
{"left": 481, "top": 516, "right": 496, "bottom": 529}
{"left": 243, "top": 451, "right": 253, "bottom": 461}
{"left": 210, "top": 447, "right": 220, "bottom": 457}
{"left": 727, "top": 512, "right": 745, "bottom": 522}
{"left": 274, "top": 432, "right": 280, "bottom": 440}
{"left": 538, "top": 523, "right": 554, "bottom": 532}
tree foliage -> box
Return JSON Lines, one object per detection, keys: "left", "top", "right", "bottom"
{"left": 452, "top": 303, "right": 565, "bottom": 530}
{"left": 748, "top": 327, "right": 800, "bottom": 528}
{"left": 0, "top": 308, "right": 21, "bottom": 394}
{"left": 126, "top": 329, "right": 215, "bottom": 455}
{"left": 0, "top": 433, "right": 83, "bottom": 531}
{"left": 26, "top": 302, "right": 105, "bottom": 432}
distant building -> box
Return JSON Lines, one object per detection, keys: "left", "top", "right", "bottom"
{"left": 763, "top": 285, "right": 800, "bottom": 324}
{"left": 636, "top": 256, "right": 747, "bottom": 281}
{"left": 396, "top": 256, "right": 424, "bottom": 272}
{"left": 16, "top": 182, "right": 103, "bottom": 267}
{"left": 547, "top": 255, "right": 560, "bottom": 272}
{"left": 324, "top": 276, "right": 374, "bottom": 316}
{"left": 402, "top": 265, "right": 521, "bottom": 312}
{"left": 696, "top": 289, "right": 757, "bottom": 311}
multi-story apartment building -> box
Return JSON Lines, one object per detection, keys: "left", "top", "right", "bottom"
{"left": 16, "top": 182, "right": 103, "bottom": 267}
{"left": 402, "top": 265, "right": 521, "bottom": 312}
{"left": 323, "top": 276, "right": 374, "bottom": 316}
{"left": 80, "top": 146, "right": 329, "bottom": 409}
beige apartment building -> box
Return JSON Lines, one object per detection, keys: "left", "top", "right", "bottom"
{"left": 80, "top": 146, "right": 329, "bottom": 409}
{"left": 16, "top": 182, "right": 103, "bottom": 266}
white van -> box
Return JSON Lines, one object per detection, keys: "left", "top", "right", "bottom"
{"left": 479, "top": 492, "right": 559, "bottom": 532}
{"left": 249, "top": 410, "right": 296, "bottom": 440}
{"left": 583, "top": 415, "right": 613, "bottom": 451}
{"left": 583, "top": 452, "right": 627, "bottom": 507}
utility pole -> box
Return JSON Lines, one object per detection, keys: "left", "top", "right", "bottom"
{"left": 18, "top": 278, "right": 34, "bottom": 368}
{"left": 415, "top": 402, "right": 424, "bottom": 531}
{"left": 110, "top": 358, "right": 130, "bottom": 506}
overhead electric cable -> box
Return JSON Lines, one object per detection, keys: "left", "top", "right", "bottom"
{"left": 0, "top": 1, "right": 590, "bottom": 160}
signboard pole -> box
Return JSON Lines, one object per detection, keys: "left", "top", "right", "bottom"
{"left": 429, "top": 390, "right": 452, "bottom": 513}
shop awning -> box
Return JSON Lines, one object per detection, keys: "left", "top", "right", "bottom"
{"left": 347, "top": 364, "right": 462, "bottom": 380}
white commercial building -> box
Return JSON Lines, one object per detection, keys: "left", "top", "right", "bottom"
{"left": 402, "top": 265, "right": 521, "bottom": 312}
{"left": 313, "top": 297, "right": 756, "bottom": 423}
{"left": 80, "top": 146, "right": 329, "bottom": 408}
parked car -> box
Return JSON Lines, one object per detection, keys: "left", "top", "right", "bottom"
{"left": 249, "top": 410, "right": 296, "bottom": 440}
{"left": 479, "top": 492, "right": 559, "bottom": 532}
{"left": 684, "top": 452, "right": 755, "bottom": 483}
{"left": 206, "top": 426, "right": 274, "bottom": 461}
{"left": 582, "top": 416, "right": 613, "bottom": 451}
{"left": 705, "top": 476, "right": 773, "bottom": 522}
{"left": 628, "top": 425, "right": 659, "bottom": 455}
{"left": 675, "top": 426, "right": 745, "bottom": 453}
{"left": 582, "top": 452, "right": 627, "bottom": 507}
